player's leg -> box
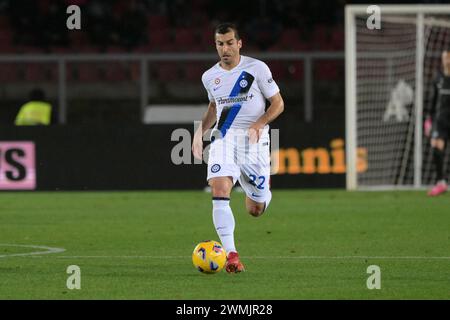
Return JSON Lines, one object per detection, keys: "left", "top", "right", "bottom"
{"left": 238, "top": 131, "right": 272, "bottom": 217}
{"left": 209, "top": 176, "right": 245, "bottom": 273}
{"left": 431, "top": 138, "right": 445, "bottom": 180}
{"left": 428, "top": 119, "right": 448, "bottom": 196}
{"left": 245, "top": 196, "right": 268, "bottom": 217}
{"left": 209, "top": 176, "right": 236, "bottom": 254}
{"left": 207, "top": 140, "right": 244, "bottom": 273}
{"left": 240, "top": 178, "right": 272, "bottom": 217}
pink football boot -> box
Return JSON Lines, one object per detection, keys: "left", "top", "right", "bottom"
{"left": 428, "top": 182, "right": 448, "bottom": 197}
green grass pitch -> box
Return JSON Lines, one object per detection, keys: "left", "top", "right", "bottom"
{"left": 0, "top": 190, "right": 449, "bottom": 299}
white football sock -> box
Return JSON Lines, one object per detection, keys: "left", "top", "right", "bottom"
{"left": 212, "top": 198, "right": 236, "bottom": 254}
{"left": 264, "top": 191, "right": 272, "bottom": 212}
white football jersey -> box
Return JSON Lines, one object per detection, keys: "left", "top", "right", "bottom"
{"left": 201, "top": 55, "right": 280, "bottom": 136}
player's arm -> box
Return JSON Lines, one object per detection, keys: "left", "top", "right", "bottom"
{"left": 249, "top": 92, "right": 284, "bottom": 143}
{"left": 192, "top": 101, "right": 217, "bottom": 160}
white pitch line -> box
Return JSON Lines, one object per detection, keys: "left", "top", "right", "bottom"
{"left": 0, "top": 244, "right": 66, "bottom": 258}
{"left": 24, "top": 255, "right": 450, "bottom": 260}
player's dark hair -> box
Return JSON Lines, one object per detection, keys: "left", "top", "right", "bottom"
{"left": 215, "top": 23, "right": 240, "bottom": 40}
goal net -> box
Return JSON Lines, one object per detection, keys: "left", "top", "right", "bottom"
{"left": 346, "top": 5, "right": 450, "bottom": 190}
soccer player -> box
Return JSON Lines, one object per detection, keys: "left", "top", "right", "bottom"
{"left": 425, "top": 50, "right": 450, "bottom": 196}
{"left": 192, "top": 23, "right": 284, "bottom": 273}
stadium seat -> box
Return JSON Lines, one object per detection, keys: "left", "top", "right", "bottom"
{"left": 69, "top": 31, "right": 88, "bottom": 47}
{"left": 106, "top": 46, "right": 127, "bottom": 54}
{"left": 173, "top": 28, "right": 197, "bottom": 51}
{"left": 76, "top": 45, "right": 102, "bottom": 53}
{"left": 270, "top": 29, "right": 312, "bottom": 51}
{"left": 148, "top": 29, "right": 173, "bottom": 51}
{"left": 147, "top": 14, "right": 169, "bottom": 30}
{"left": 133, "top": 44, "right": 153, "bottom": 53}
{"left": 14, "top": 45, "right": 44, "bottom": 54}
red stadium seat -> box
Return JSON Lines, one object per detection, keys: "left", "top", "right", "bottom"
{"left": 269, "top": 29, "right": 312, "bottom": 51}
{"left": 106, "top": 46, "right": 127, "bottom": 54}
{"left": 147, "top": 14, "right": 169, "bottom": 30}
{"left": 50, "top": 46, "right": 71, "bottom": 54}
{"left": 69, "top": 31, "right": 88, "bottom": 46}
{"left": 76, "top": 45, "right": 101, "bottom": 53}
{"left": 133, "top": 44, "right": 153, "bottom": 53}
{"left": 14, "top": 45, "right": 44, "bottom": 54}
{"left": 174, "top": 28, "right": 196, "bottom": 50}
{"left": 148, "top": 29, "right": 173, "bottom": 51}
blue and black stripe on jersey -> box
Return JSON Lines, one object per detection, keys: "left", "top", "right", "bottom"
{"left": 216, "top": 71, "right": 255, "bottom": 138}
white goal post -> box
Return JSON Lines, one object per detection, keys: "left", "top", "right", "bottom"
{"left": 346, "top": 5, "right": 450, "bottom": 190}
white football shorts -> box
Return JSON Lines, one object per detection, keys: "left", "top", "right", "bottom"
{"left": 206, "top": 128, "right": 271, "bottom": 203}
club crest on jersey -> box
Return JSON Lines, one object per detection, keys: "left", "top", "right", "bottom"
{"left": 214, "top": 78, "right": 221, "bottom": 85}
{"left": 211, "top": 164, "right": 221, "bottom": 173}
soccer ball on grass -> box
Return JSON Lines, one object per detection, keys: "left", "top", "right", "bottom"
{"left": 192, "top": 240, "right": 226, "bottom": 274}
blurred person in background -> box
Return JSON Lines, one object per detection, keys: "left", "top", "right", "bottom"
{"left": 424, "top": 50, "right": 450, "bottom": 196}
{"left": 15, "top": 88, "right": 52, "bottom": 126}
